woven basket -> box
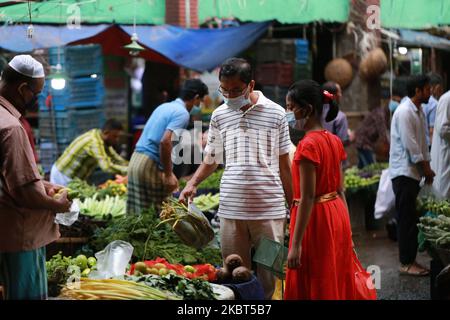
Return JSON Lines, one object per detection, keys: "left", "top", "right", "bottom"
{"left": 324, "top": 58, "right": 353, "bottom": 89}
{"left": 359, "top": 48, "right": 388, "bottom": 81}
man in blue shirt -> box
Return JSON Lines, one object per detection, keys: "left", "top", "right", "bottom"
{"left": 423, "top": 73, "right": 444, "bottom": 148}
{"left": 127, "top": 79, "right": 208, "bottom": 214}
{"left": 389, "top": 74, "right": 434, "bottom": 277}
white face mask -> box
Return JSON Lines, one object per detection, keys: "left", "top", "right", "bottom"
{"left": 223, "top": 88, "right": 251, "bottom": 111}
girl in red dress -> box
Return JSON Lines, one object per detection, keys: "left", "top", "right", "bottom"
{"left": 284, "top": 80, "right": 357, "bottom": 300}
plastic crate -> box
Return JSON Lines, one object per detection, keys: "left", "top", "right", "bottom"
{"left": 294, "top": 63, "right": 313, "bottom": 81}
{"left": 48, "top": 47, "right": 65, "bottom": 70}
{"left": 256, "top": 39, "right": 296, "bottom": 63}
{"left": 66, "top": 44, "right": 103, "bottom": 77}
{"left": 38, "top": 141, "right": 70, "bottom": 173}
{"left": 47, "top": 45, "right": 103, "bottom": 78}
{"left": 295, "top": 39, "right": 309, "bottom": 64}
{"left": 39, "top": 142, "right": 58, "bottom": 173}
{"left": 262, "top": 86, "right": 289, "bottom": 107}
{"left": 255, "top": 63, "right": 294, "bottom": 87}
{"left": 39, "top": 109, "right": 106, "bottom": 143}
{"left": 39, "top": 76, "right": 105, "bottom": 111}
{"left": 68, "top": 77, "right": 105, "bottom": 107}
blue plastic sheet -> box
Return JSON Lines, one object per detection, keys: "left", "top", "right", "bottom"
{"left": 0, "top": 22, "right": 271, "bottom": 72}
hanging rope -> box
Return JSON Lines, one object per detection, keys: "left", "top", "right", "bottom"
{"left": 28, "top": 0, "right": 32, "bottom": 25}
{"left": 133, "top": 0, "right": 137, "bottom": 35}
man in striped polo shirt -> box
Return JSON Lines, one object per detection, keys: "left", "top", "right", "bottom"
{"left": 180, "top": 58, "right": 293, "bottom": 299}
{"left": 50, "top": 119, "right": 128, "bottom": 186}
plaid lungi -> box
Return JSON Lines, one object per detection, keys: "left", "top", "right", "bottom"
{"left": 126, "top": 152, "right": 171, "bottom": 215}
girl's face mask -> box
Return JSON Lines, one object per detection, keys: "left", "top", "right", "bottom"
{"left": 288, "top": 105, "right": 312, "bottom": 130}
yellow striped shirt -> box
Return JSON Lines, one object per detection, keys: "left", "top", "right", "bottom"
{"left": 55, "top": 129, "right": 128, "bottom": 180}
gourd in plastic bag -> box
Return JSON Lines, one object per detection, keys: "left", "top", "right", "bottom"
{"left": 159, "top": 199, "right": 215, "bottom": 250}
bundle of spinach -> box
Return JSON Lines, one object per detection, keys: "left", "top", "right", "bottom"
{"left": 126, "top": 274, "right": 218, "bottom": 300}
{"left": 46, "top": 252, "right": 73, "bottom": 296}
{"left": 88, "top": 208, "right": 223, "bottom": 266}
{"left": 179, "top": 169, "right": 223, "bottom": 191}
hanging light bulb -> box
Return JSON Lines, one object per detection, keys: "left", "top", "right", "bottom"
{"left": 124, "top": 33, "right": 145, "bottom": 56}
{"left": 398, "top": 47, "right": 408, "bottom": 55}
{"left": 27, "top": 1, "right": 34, "bottom": 39}
{"left": 50, "top": 63, "right": 66, "bottom": 90}
{"left": 123, "top": 0, "right": 145, "bottom": 56}
{"left": 27, "top": 24, "right": 34, "bottom": 39}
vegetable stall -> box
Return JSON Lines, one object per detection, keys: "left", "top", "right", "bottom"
{"left": 343, "top": 163, "right": 388, "bottom": 231}
{"left": 46, "top": 170, "right": 263, "bottom": 300}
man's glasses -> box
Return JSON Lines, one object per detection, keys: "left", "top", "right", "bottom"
{"left": 218, "top": 86, "right": 248, "bottom": 97}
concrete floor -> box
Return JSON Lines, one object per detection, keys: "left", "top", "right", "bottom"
{"left": 353, "top": 227, "right": 431, "bottom": 300}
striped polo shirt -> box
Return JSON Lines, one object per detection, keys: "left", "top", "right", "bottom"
{"left": 205, "top": 91, "right": 291, "bottom": 220}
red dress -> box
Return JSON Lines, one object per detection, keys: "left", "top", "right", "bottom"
{"left": 285, "top": 130, "right": 356, "bottom": 300}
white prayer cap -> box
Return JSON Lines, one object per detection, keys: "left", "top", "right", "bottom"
{"left": 8, "top": 55, "right": 45, "bottom": 78}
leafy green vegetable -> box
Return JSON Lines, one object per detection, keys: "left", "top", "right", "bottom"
{"left": 179, "top": 169, "right": 223, "bottom": 191}
{"left": 67, "top": 179, "right": 98, "bottom": 201}
{"left": 193, "top": 193, "right": 220, "bottom": 211}
{"left": 126, "top": 274, "right": 218, "bottom": 300}
{"left": 87, "top": 208, "right": 222, "bottom": 266}
{"left": 418, "top": 213, "right": 450, "bottom": 249}
{"left": 46, "top": 252, "right": 72, "bottom": 284}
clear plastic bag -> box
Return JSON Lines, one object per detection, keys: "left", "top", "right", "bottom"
{"left": 419, "top": 181, "right": 442, "bottom": 200}
{"left": 89, "top": 240, "right": 134, "bottom": 279}
{"left": 54, "top": 201, "right": 80, "bottom": 226}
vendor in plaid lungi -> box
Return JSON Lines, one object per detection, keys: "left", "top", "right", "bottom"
{"left": 127, "top": 79, "right": 209, "bottom": 214}
{"left": 50, "top": 119, "right": 128, "bottom": 186}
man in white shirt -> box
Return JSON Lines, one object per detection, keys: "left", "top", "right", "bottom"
{"left": 389, "top": 74, "right": 434, "bottom": 276}
{"left": 179, "top": 58, "right": 293, "bottom": 299}
{"left": 423, "top": 73, "right": 444, "bottom": 147}
{"left": 430, "top": 90, "right": 450, "bottom": 199}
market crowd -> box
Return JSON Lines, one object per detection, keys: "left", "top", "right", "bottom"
{"left": 1, "top": 54, "right": 449, "bottom": 300}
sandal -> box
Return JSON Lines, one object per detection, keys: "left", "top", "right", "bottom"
{"left": 399, "top": 263, "right": 430, "bottom": 276}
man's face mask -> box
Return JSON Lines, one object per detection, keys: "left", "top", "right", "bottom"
{"left": 388, "top": 100, "right": 399, "bottom": 113}
{"left": 190, "top": 105, "right": 202, "bottom": 115}
{"left": 221, "top": 86, "right": 251, "bottom": 111}
{"left": 19, "top": 84, "right": 39, "bottom": 111}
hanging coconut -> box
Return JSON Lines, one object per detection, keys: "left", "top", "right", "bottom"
{"left": 324, "top": 58, "right": 353, "bottom": 89}
{"left": 359, "top": 48, "right": 388, "bottom": 81}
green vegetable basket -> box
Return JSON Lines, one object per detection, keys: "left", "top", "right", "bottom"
{"left": 253, "top": 237, "right": 288, "bottom": 280}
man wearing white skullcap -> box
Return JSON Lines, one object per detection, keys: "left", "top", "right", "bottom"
{"left": 0, "top": 55, "right": 71, "bottom": 300}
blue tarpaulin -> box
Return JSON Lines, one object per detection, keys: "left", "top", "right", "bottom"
{"left": 0, "top": 22, "right": 271, "bottom": 71}
{"left": 122, "top": 22, "right": 271, "bottom": 71}
{"left": 398, "top": 29, "right": 450, "bottom": 51}
{"left": 0, "top": 24, "right": 110, "bottom": 52}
